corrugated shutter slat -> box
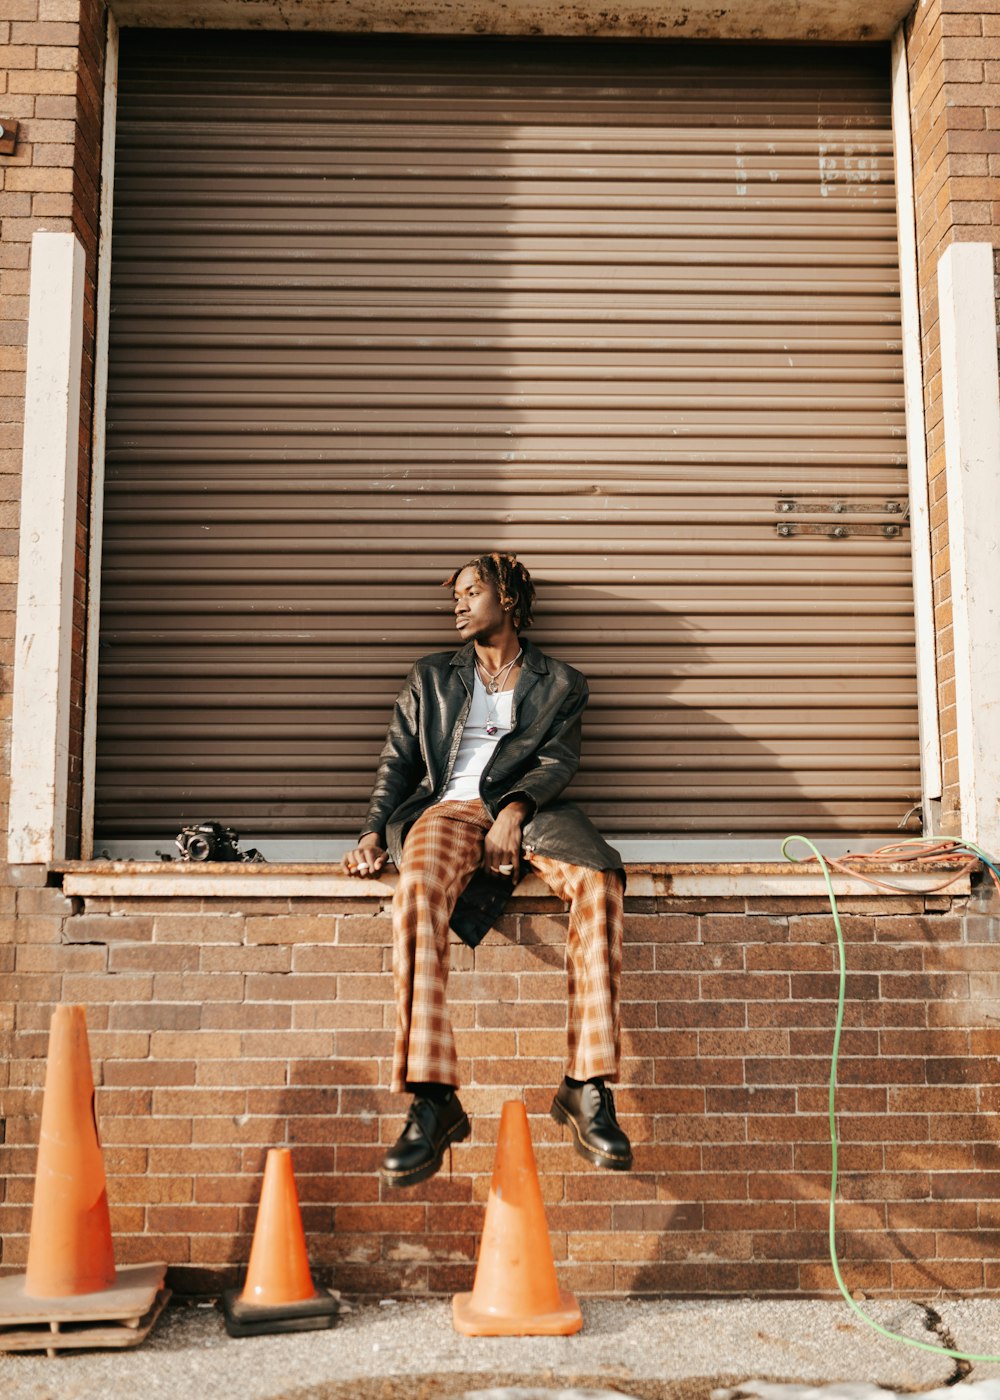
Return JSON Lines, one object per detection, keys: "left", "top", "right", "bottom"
{"left": 96, "top": 33, "right": 918, "bottom": 847}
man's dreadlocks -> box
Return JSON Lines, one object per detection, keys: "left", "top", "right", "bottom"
{"left": 444, "top": 552, "right": 536, "bottom": 631}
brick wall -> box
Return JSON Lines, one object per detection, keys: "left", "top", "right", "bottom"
{"left": 0, "top": 0, "right": 104, "bottom": 861}
{"left": 905, "top": 0, "right": 1000, "bottom": 833}
{"left": 4, "top": 880, "right": 999, "bottom": 1298}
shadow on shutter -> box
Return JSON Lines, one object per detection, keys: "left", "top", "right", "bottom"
{"left": 95, "top": 33, "right": 919, "bottom": 854}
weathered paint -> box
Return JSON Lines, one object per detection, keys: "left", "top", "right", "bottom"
{"left": 938, "top": 244, "right": 1000, "bottom": 853}
{"left": 82, "top": 13, "right": 120, "bottom": 861}
{"left": 890, "top": 25, "right": 940, "bottom": 825}
{"left": 55, "top": 860, "right": 971, "bottom": 899}
{"left": 110, "top": 0, "right": 913, "bottom": 42}
{"left": 8, "top": 233, "right": 86, "bottom": 866}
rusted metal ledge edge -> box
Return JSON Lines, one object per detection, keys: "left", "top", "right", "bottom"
{"left": 51, "top": 861, "right": 973, "bottom": 900}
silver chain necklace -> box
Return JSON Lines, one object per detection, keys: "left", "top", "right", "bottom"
{"left": 476, "top": 650, "right": 521, "bottom": 736}
{"left": 476, "top": 648, "right": 522, "bottom": 694}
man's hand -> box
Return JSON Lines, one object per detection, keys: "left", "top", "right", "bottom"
{"left": 341, "top": 832, "right": 389, "bottom": 878}
{"left": 482, "top": 801, "right": 532, "bottom": 882}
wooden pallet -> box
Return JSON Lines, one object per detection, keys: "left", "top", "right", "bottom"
{"left": 0, "top": 1262, "right": 169, "bottom": 1355}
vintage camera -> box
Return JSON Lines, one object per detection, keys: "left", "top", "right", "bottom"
{"left": 174, "top": 821, "right": 263, "bottom": 863}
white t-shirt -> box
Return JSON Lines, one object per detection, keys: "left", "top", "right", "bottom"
{"left": 437, "top": 673, "right": 514, "bottom": 803}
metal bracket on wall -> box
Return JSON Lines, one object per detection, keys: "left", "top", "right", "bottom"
{"left": 775, "top": 498, "right": 908, "bottom": 539}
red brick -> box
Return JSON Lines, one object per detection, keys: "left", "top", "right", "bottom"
{"left": 196, "top": 940, "right": 285, "bottom": 974}
{"left": 941, "top": 14, "right": 984, "bottom": 33}
{"left": 702, "top": 913, "right": 783, "bottom": 943}
{"left": 246, "top": 915, "right": 335, "bottom": 944}
{"left": 149, "top": 1146, "right": 242, "bottom": 1175}
{"left": 240, "top": 1029, "right": 334, "bottom": 1057}
{"left": 185, "top": 1238, "right": 246, "bottom": 1269}
{"left": 15, "top": 885, "right": 76, "bottom": 915}
{"left": 336, "top": 1203, "right": 427, "bottom": 1233}
{"left": 334, "top": 914, "right": 393, "bottom": 944}
{"left": 149, "top": 1031, "right": 242, "bottom": 1060}
{"left": 454, "top": 1028, "right": 517, "bottom": 1057}
{"left": 244, "top": 973, "right": 339, "bottom": 1002}
{"left": 514, "top": 913, "right": 568, "bottom": 944}
{"left": 153, "top": 972, "right": 245, "bottom": 1002}
{"left": 800, "top": 1259, "right": 892, "bottom": 1293}
{"left": 790, "top": 1027, "right": 878, "bottom": 1056}
{"left": 31, "top": 192, "right": 73, "bottom": 215}
{"left": 291, "top": 944, "right": 384, "bottom": 972}
{"left": 293, "top": 999, "right": 386, "bottom": 1029}
{"left": 107, "top": 1002, "right": 201, "bottom": 1032}
{"left": 747, "top": 944, "right": 831, "bottom": 972}
{"left": 64, "top": 913, "right": 153, "bottom": 943}
{"left": 706, "top": 1086, "right": 795, "bottom": 1114}
{"left": 109, "top": 1175, "right": 193, "bottom": 1205}
{"left": 628, "top": 912, "right": 701, "bottom": 943}
{"left": 101, "top": 1117, "right": 193, "bottom": 1145}
{"left": 101, "top": 1057, "right": 196, "bottom": 1086}
{"left": 940, "top": 58, "right": 985, "bottom": 81}
{"left": 202, "top": 1003, "right": 292, "bottom": 1030}
{"left": 152, "top": 913, "right": 244, "bottom": 944}
{"left": 892, "top": 1260, "right": 984, "bottom": 1289}
{"left": 147, "top": 1205, "right": 240, "bottom": 1233}
{"left": 61, "top": 972, "right": 153, "bottom": 1003}
{"left": 14, "top": 943, "right": 103, "bottom": 971}
{"left": 12, "top": 21, "right": 77, "bottom": 42}
{"left": 108, "top": 943, "right": 197, "bottom": 973}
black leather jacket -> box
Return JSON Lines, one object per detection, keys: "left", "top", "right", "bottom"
{"left": 362, "top": 637, "right": 622, "bottom": 945}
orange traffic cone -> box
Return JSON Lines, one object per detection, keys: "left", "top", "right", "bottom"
{"left": 453, "top": 1100, "right": 582, "bottom": 1336}
{"left": 24, "top": 1003, "right": 116, "bottom": 1298}
{"left": 220, "top": 1148, "right": 340, "bottom": 1337}
{"left": 0, "top": 1005, "right": 169, "bottom": 1354}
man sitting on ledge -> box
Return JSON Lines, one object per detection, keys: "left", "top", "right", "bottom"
{"left": 342, "top": 552, "right": 631, "bottom": 1186}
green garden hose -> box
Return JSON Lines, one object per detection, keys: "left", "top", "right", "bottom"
{"left": 781, "top": 834, "right": 1000, "bottom": 1364}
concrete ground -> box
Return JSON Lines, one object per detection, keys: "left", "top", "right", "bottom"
{"left": 5, "top": 1296, "right": 1000, "bottom": 1400}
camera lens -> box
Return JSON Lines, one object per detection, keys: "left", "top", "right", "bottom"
{"left": 186, "top": 835, "right": 212, "bottom": 861}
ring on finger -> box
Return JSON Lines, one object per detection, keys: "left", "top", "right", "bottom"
{"left": 498, "top": 863, "right": 514, "bottom": 874}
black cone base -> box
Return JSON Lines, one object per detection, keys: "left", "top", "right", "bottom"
{"left": 220, "top": 1287, "right": 341, "bottom": 1338}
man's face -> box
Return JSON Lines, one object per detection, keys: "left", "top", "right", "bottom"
{"left": 452, "top": 567, "right": 510, "bottom": 645}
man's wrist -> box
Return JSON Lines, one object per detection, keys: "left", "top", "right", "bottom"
{"left": 358, "top": 830, "right": 384, "bottom": 848}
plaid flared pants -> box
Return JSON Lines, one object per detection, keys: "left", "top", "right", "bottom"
{"left": 390, "top": 798, "right": 624, "bottom": 1092}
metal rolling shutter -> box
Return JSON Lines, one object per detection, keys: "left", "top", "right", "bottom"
{"left": 95, "top": 32, "right": 918, "bottom": 853}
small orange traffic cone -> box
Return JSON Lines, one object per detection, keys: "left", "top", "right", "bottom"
{"left": 25, "top": 1003, "right": 116, "bottom": 1298}
{"left": 453, "top": 1100, "right": 582, "bottom": 1336}
{"left": 220, "top": 1148, "right": 340, "bottom": 1337}
{"left": 0, "top": 1005, "right": 168, "bottom": 1354}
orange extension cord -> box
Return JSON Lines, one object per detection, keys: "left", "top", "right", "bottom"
{"left": 786, "top": 835, "right": 1000, "bottom": 897}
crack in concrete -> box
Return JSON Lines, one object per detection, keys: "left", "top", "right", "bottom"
{"left": 922, "top": 1303, "right": 973, "bottom": 1386}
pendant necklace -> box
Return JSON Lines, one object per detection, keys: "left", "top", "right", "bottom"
{"left": 477, "top": 649, "right": 521, "bottom": 736}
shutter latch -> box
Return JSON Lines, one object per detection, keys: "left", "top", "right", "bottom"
{"left": 775, "top": 498, "right": 908, "bottom": 539}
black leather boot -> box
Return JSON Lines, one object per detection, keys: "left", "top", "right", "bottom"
{"left": 379, "top": 1091, "right": 471, "bottom": 1188}
{"left": 551, "top": 1078, "right": 632, "bottom": 1171}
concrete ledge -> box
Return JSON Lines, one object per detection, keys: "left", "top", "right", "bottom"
{"left": 52, "top": 860, "right": 972, "bottom": 899}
